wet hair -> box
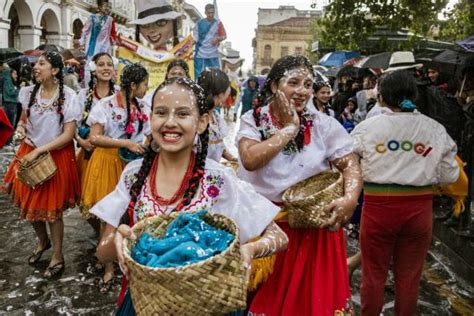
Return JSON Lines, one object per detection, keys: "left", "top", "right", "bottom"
{"left": 97, "top": 0, "right": 108, "bottom": 7}
{"left": 120, "top": 77, "right": 209, "bottom": 225}
{"left": 253, "top": 55, "right": 314, "bottom": 151}
{"left": 120, "top": 63, "right": 148, "bottom": 138}
{"left": 83, "top": 53, "right": 115, "bottom": 125}
{"left": 197, "top": 68, "right": 230, "bottom": 111}
{"left": 165, "top": 59, "right": 190, "bottom": 79}
{"left": 27, "top": 51, "right": 65, "bottom": 124}
{"left": 379, "top": 70, "right": 417, "bottom": 110}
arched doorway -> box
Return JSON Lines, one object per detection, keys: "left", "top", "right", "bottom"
{"left": 8, "top": 6, "right": 19, "bottom": 48}
{"left": 72, "top": 19, "right": 84, "bottom": 49}
{"left": 39, "top": 9, "right": 61, "bottom": 45}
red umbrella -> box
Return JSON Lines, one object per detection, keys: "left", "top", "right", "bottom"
{"left": 343, "top": 57, "right": 362, "bottom": 66}
{"left": 0, "top": 108, "right": 14, "bottom": 149}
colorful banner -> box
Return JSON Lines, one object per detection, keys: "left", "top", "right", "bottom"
{"left": 116, "top": 35, "right": 194, "bottom": 92}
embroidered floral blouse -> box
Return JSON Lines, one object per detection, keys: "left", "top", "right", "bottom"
{"left": 86, "top": 93, "right": 151, "bottom": 143}
{"left": 90, "top": 158, "right": 280, "bottom": 243}
{"left": 236, "top": 103, "right": 354, "bottom": 202}
{"left": 18, "top": 85, "right": 80, "bottom": 148}
{"left": 73, "top": 86, "right": 120, "bottom": 126}
{"left": 207, "top": 110, "right": 229, "bottom": 161}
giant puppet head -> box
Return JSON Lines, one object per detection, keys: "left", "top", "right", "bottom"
{"left": 129, "top": 0, "right": 184, "bottom": 50}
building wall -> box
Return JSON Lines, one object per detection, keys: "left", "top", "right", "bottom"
{"left": 0, "top": 0, "right": 136, "bottom": 50}
{"left": 254, "top": 18, "right": 314, "bottom": 74}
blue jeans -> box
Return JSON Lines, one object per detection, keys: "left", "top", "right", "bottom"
{"left": 194, "top": 57, "right": 221, "bottom": 80}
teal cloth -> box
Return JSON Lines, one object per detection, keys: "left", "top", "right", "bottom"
{"left": 131, "top": 211, "right": 234, "bottom": 268}
{"left": 2, "top": 69, "right": 19, "bottom": 103}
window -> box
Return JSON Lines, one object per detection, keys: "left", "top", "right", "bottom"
{"left": 281, "top": 46, "right": 288, "bottom": 57}
{"left": 264, "top": 44, "right": 272, "bottom": 60}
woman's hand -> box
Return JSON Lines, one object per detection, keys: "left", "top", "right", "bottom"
{"left": 321, "top": 197, "right": 358, "bottom": 231}
{"left": 14, "top": 125, "right": 26, "bottom": 141}
{"left": 115, "top": 224, "right": 137, "bottom": 279}
{"left": 21, "top": 148, "right": 42, "bottom": 164}
{"left": 126, "top": 141, "right": 146, "bottom": 155}
{"left": 77, "top": 136, "right": 95, "bottom": 152}
{"left": 273, "top": 90, "right": 300, "bottom": 132}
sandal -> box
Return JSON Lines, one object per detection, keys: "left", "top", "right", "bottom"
{"left": 99, "top": 276, "right": 114, "bottom": 294}
{"left": 44, "top": 261, "right": 65, "bottom": 278}
{"left": 28, "top": 240, "right": 52, "bottom": 264}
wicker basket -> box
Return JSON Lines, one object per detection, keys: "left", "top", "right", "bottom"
{"left": 123, "top": 212, "right": 248, "bottom": 315}
{"left": 282, "top": 171, "right": 344, "bottom": 229}
{"left": 16, "top": 152, "right": 57, "bottom": 188}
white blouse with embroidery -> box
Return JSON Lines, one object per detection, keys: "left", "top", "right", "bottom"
{"left": 207, "top": 110, "right": 229, "bottom": 162}
{"left": 73, "top": 86, "right": 120, "bottom": 126}
{"left": 90, "top": 158, "right": 280, "bottom": 243}
{"left": 19, "top": 85, "right": 80, "bottom": 148}
{"left": 86, "top": 93, "right": 151, "bottom": 143}
{"left": 236, "top": 104, "right": 353, "bottom": 202}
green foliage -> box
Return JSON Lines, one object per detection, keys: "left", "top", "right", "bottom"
{"left": 317, "top": 0, "right": 449, "bottom": 51}
{"left": 438, "top": 1, "right": 474, "bottom": 42}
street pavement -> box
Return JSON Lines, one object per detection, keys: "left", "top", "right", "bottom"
{"left": 0, "top": 118, "right": 473, "bottom": 315}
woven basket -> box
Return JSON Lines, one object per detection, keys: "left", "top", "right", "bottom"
{"left": 16, "top": 152, "right": 57, "bottom": 188}
{"left": 282, "top": 171, "right": 344, "bottom": 229}
{"left": 123, "top": 212, "right": 248, "bottom": 315}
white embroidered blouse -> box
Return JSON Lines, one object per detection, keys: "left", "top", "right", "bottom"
{"left": 207, "top": 110, "right": 229, "bottom": 162}
{"left": 18, "top": 85, "right": 80, "bottom": 148}
{"left": 86, "top": 93, "right": 151, "bottom": 143}
{"left": 236, "top": 104, "right": 353, "bottom": 202}
{"left": 90, "top": 158, "right": 280, "bottom": 243}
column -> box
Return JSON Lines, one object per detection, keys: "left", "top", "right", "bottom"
{"left": 17, "top": 26, "right": 42, "bottom": 51}
{"left": 0, "top": 19, "right": 11, "bottom": 48}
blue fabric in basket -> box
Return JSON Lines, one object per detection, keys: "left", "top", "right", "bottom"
{"left": 131, "top": 210, "right": 235, "bottom": 268}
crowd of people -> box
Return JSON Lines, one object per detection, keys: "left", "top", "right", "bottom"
{"left": 0, "top": 41, "right": 471, "bottom": 314}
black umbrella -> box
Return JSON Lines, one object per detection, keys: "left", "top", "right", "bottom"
{"left": 431, "top": 49, "right": 471, "bottom": 76}
{"left": 0, "top": 48, "right": 23, "bottom": 63}
{"left": 354, "top": 52, "right": 392, "bottom": 69}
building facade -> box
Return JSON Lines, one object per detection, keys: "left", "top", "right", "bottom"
{"left": 0, "top": 0, "right": 136, "bottom": 50}
{"left": 253, "top": 5, "right": 321, "bottom": 74}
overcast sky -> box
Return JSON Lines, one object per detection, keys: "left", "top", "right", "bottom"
{"left": 186, "top": 0, "right": 458, "bottom": 72}
{"left": 186, "top": 0, "right": 321, "bottom": 71}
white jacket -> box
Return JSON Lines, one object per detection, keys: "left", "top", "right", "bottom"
{"left": 351, "top": 111, "right": 459, "bottom": 186}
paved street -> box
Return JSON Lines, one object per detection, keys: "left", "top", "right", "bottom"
{"left": 0, "top": 119, "right": 473, "bottom": 315}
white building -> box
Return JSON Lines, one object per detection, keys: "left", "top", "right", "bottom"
{"left": 0, "top": 0, "right": 199, "bottom": 51}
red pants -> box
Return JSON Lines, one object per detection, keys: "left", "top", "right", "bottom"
{"left": 360, "top": 194, "right": 433, "bottom": 316}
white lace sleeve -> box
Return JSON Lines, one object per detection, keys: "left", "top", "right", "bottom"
{"left": 86, "top": 100, "right": 108, "bottom": 126}
{"left": 90, "top": 159, "right": 143, "bottom": 227}
{"left": 236, "top": 110, "right": 261, "bottom": 143}
{"left": 62, "top": 87, "right": 81, "bottom": 124}
{"left": 208, "top": 164, "right": 280, "bottom": 243}
{"left": 324, "top": 117, "right": 354, "bottom": 161}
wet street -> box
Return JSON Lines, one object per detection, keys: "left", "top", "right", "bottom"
{"left": 1, "top": 118, "right": 474, "bottom": 315}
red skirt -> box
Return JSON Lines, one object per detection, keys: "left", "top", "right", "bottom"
{"left": 3, "top": 142, "right": 81, "bottom": 221}
{"left": 249, "top": 222, "right": 353, "bottom": 316}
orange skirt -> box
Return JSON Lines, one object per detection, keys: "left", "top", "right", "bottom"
{"left": 80, "top": 147, "right": 125, "bottom": 219}
{"left": 3, "top": 142, "right": 81, "bottom": 222}
{"left": 76, "top": 148, "right": 92, "bottom": 186}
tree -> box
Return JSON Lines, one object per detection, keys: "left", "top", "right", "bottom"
{"left": 306, "top": 17, "right": 324, "bottom": 63}
{"left": 437, "top": 0, "right": 474, "bottom": 42}
{"left": 318, "top": 0, "right": 449, "bottom": 51}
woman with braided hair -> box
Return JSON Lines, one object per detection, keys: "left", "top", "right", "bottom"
{"left": 89, "top": 77, "right": 287, "bottom": 313}
{"left": 74, "top": 52, "right": 117, "bottom": 201}
{"left": 237, "top": 55, "right": 363, "bottom": 315}
{"left": 81, "top": 62, "right": 151, "bottom": 292}
{"left": 197, "top": 68, "right": 237, "bottom": 162}
{"left": 4, "top": 51, "right": 81, "bottom": 278}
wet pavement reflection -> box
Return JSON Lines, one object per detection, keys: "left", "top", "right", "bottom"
{"left": 0, "top": 117, "right": 473, "bottom": 315}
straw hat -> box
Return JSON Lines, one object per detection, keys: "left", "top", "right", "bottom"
{"left": 384, "top": 51, "right": 423, "bottom": 73}
{"left": 129, "top": 0, "right": 184, "bottom": 25}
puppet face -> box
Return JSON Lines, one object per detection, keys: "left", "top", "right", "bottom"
{"left": 140, "top": 19, "right": 174, "bottom": 50}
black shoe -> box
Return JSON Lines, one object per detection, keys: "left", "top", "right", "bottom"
{"left": 28, "top": 240, "right": 52, "bottom": 264}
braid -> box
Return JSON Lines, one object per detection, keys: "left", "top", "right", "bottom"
{"left": 179, "top": 128, "right": 209, "bottom": 210}
{"left": 26, "top": 83, "right": 41, "bottom": 119}
{"left": 83, "top": 76, "right": 95, "bottom": 124}
{"left": 108, "top": 80, "right": 115, "bottom": 96}
{"left": 120, "top": 146, "right": 157, "bottom": 225}
{"left": 124, "top": 86, "right": 132, "bottom": 139}
{"left": 132, "top": 96, "right": 144, "bottom": 135}
{"left": 57, "top": 75, "right": 65, "bottom": 124}
{"left": 295, "top": 115, "right": 305, "bottom": 151}
{"left": 172, "top": 20, "right": 179, "bottom": 46}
